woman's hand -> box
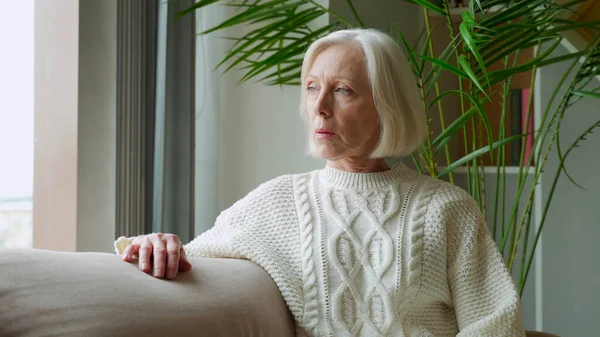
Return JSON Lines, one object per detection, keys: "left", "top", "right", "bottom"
{"left": 120, "top": 233, "right": 192, "bottom": 279}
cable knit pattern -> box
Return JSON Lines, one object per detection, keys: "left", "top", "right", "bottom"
{"left": 125, "top": 163, "right": 526, "bottom": 337}
{"left": 294, "top": 176, "right": 320, "bottom": 334}
{"left": 396, "top": 179, "right": 440, "bottom": 336}
{"left": 323, "top": 186, "right": 398, "bottom": 336}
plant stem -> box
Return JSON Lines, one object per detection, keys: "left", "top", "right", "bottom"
{"left": 423, "top": 7, "right": 454, "bottom": 182}
{"left": 440, "top": 0, "right": 468, "bottom": 188}
{"left": 507, "top": 42, "right": 541, "bottom": 271}
{"left": 519, "top": 198, "right": 535, "bottom": 293}
{"left": 493, "top": 67, "right": 511, "bottom": 245}
{"left": 410, "top": 153, "right": 424, "bottom": 173}
{"left": 420, "top": 7, "right": 440, "bottom": 178}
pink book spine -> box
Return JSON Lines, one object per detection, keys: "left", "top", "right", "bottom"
{"left": 521, "top": 88, "right": 534, "bottom": 166}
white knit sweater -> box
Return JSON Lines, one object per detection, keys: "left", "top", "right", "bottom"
{"left": 185, "top": 164, "right": 525, "bottom": 336}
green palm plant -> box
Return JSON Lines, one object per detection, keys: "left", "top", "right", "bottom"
{"left": 178, "top": 0, "right": 600, "bottom": 295}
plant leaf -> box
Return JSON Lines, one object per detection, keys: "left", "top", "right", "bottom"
{"left": 429, "top": 90, "right": 494, "bottom": 156}
{"left": 432, "top": 106, "right": 476, "bottom": 148}
{"left": 200, "top": 0, "right": 305, "bottom": 35}
{"left": 175, "top": 0, "right": 224, "bottom": 19}
{"left": 416, "top": 54, "right": 468, "bottom": 79}
{"left": 460, "top": 11, "right": 489, "bottom": 84}
{"left": 458, "top": 54, "right": 486, "bottom": 94}
{"left": 483, "top": 37, "right": 563, "bottom": 87}
{"left": 397, "top": 0, "right": 445, "bottom": 15}
{"left": 219, "top": 8, "right": 325, "bottom": 72}
{"left": 571, "top": 90, "right": 600, "bottom": 99}
{"left": 438, "top": 133, "right": 529, "bottom": 177}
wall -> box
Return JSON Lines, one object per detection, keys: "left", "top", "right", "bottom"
{"left": 34, "top": 0, "right": 117, "bottom": 252}
{"left": 538, "top": 43, "right": 600, "bottom": 336}
{"left": 76, "top": 0, "right": 117, "bottom": 252}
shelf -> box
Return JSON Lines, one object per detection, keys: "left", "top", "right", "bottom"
{"left": 438, "top": 166, "right": 536, "bottom": 175}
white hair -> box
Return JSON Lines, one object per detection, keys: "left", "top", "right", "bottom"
{"left": 300, "top": 28, "right": 427, "bottom": 158}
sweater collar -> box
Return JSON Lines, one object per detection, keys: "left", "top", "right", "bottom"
{"left": 320, "top": 162, "right": 415, "bottom": 190}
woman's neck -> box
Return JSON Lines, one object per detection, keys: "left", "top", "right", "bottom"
{"left": 326, "top": 158, "right": 389, "bottom": 173}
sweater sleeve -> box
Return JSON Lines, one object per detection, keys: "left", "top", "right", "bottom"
{"left": 443, "top": 188, "right": 526, "bottom": 337}
{"left": 182, "top": 174, "right": 297, "bottom": 260}
{"left": 183, "top": 205, "right": 245, "bottom": 259}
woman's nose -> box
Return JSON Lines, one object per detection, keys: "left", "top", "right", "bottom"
{"left": 315, "top": 92, "right": 332, "bottom": 117}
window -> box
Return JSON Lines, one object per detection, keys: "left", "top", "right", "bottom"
{"left": 0, "top": 0, "right": 34, "bottom": 248}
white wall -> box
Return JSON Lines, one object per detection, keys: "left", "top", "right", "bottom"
{"left": 538, "top": 43, "right": 600, "bottom": 336}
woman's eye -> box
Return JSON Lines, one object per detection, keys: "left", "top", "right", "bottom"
{"left": 336, "top": 87, "right": 351, "bottom": 95}
{"left": 306, "top": 85, "right": 318, "bottom": 93}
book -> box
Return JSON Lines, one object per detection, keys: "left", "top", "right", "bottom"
{"left": 509, "top": 89, "right": 522, "bottom": 166}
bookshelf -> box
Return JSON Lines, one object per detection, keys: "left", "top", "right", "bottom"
{"left": 426, "top": 1, "right": 539, "bottom": 171}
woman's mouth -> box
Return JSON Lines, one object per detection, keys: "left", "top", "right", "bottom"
{"left": 315, "top": 128, "right": 336, "bottom": 139}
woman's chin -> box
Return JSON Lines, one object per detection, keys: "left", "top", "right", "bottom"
{"left": 309, "top": 141, "right": 345, "bottom": 160}
{"left": 314, "top": 149, "right": 342, "bottom": 161}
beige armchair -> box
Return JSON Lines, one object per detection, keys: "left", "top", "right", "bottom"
{"left": 0, "top": 248, "right": 295, "bottom": 337}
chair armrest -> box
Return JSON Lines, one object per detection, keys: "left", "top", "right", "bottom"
{"left": 0, "top": 248, "right": 295, "bottom": 337}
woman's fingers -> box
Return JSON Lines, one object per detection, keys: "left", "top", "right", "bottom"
{"left": 138, "top": 239, "right": 154, "bottom": 273}
{"left": 119, "top": 233, "right": 189, "bottom": 279}
{"left": 149, "top": 235, "right": 167, "bottom": 278}
{"left": 178, "top": 246, "right": 192, "bottom": 272}
{"left": 122, "top": 244, "right": 140, "bottom": 262}
{"left": 165, "top": 238, "right": 181, "bottom": 279}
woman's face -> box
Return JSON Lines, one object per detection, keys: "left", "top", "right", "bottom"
{"left": 305, "top": 44, "right": 380, "bottom": 162}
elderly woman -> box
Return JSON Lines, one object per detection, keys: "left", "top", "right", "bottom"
{"left": 115, "top": 28, "right": 525, "bottom": 336}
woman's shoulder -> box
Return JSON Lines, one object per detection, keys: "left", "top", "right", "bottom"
{"left": 227, "top": 171, "right": 316, "bottom": 210}
{"left": 233, "top": 174, "right": 295, "bottom": 208}
{"left": 412, "top": 177, "right": 484, "bottom": 241}
{"left": 413, "top": 174, "right": 479, "bottom": 212}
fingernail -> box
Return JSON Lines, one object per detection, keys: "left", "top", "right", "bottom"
{"left": 141, "top": 263, "right": 148, "bottom": 271}
{"left": 154, "top": 269, "right": 161, "bottom": 277}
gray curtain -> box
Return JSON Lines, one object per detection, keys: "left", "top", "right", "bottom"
{"left": 116, "top": 0, "right": 196, "bottom": 242}
{"left": 116, "top": 0, "right": 157, "bottom": 237}
{"left": 152, "top": 0, "right": 196, "bottom": 242}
